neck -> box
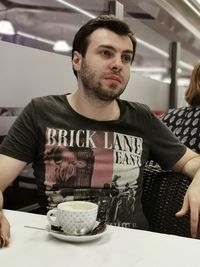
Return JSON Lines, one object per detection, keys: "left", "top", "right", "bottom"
{"left": 67, "top": 91, "right": 120, "bottom": 121}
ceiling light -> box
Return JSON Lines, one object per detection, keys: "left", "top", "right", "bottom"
{"left": 17, "top": 31, "right": 72, "bottom": 52}
{"left": 0, "top": 8, "right": 15, "bottom": 35}
{"left": 131, "top": 67, "right": 167, "bottom": 73}
{"left": 177, "top": 68, "right": 182, "bottom": 73}
{"left": 136, "top": 38, "right": 169, "bottom": 58}
{"left": 183, "top": 0, "right": 200, "bottom": 16}
{"left": 57, "top": 0, "right": 96, "bottom": 18}
{"left": 163, "top": 77, "right": 190, "bottom": 86}
{"left": 0, "top": 19, "right": 15, "bottom": 35}
{"left": 179, "top": 61, "right": 193, "bottom": 70}
{"left": 136, "top": 38, "right": 193, "bottom": 71}
{"left": 53, "top": 40, "right": 72, "bottom": 52}
{"left": 17, "top": 31, "right": 55, "bottom": 45}
{"left": 145, "top": 74, "right": 163, "bottom": 81}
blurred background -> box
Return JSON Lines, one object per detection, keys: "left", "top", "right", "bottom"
{"left": 0, "top": 0, "right": 199, "bottom": 89}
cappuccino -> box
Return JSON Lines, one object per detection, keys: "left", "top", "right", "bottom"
{"left": 47, "top": 201, "right": 98, "bottom": 235}
{"left": 61, "top": 201, "right": 97, "bottom": 211}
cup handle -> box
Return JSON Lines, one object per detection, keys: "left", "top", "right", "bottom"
{"left": 47, "top": 209, "right": 60, "bottom": 227}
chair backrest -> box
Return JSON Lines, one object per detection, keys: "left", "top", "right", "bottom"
{"left": 142, "top": 166, "right": 191, "bottom": 237}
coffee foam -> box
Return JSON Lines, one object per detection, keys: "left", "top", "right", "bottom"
{"left": 61, "top": 201, "right": 97, "bottom": 211}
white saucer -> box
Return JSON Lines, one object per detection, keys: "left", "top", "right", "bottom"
{"left": 46, "top": 222, "right": 107, "bottom": 243}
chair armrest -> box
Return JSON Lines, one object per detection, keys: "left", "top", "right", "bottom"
{"left": 142, "top": 166, "right": 191, "bottom": 237}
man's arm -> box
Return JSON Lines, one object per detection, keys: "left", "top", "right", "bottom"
{"left": 0, "top": 154, "right": 27, "bottom": 191}
{"left": 0, "top": 154, "right": 27, "bottom": 246}
{"left": 172, "top": 148, "right": 200, "bottom": 238}
{"left": 0, "top": 190, "right": 10, "bottom": 247}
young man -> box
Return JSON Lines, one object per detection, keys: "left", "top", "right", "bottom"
{"left": 1, "top": 15, "right": 200, "bottom": 247}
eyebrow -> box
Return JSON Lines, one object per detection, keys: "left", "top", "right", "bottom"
{"left": 98, "top": 45, "right": 133, "bottom": 56}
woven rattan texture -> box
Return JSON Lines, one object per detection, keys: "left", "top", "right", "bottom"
{"left": 142, "top": 167, "right": 191, "bottom": 237}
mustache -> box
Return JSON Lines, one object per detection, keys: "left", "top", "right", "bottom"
{"left": 103, "top": 72, "right": 124, "bottom": 83}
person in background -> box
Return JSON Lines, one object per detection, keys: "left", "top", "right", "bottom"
{"left": 161, "top": 60, "right": 200, "bottom": 153}
{"left": 1, "top": 16, "right": 200, "bottom": 247}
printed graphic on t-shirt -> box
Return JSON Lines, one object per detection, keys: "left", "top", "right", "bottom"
{"left": 44, "top": 128, "right": 143, "bottom": 228}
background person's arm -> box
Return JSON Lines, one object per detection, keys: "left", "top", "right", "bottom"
{"left": 172, "top": 148, "right": 200, "bottom": 238}
{"left": 0, "top": 154, "right": 27, "bottom": 247}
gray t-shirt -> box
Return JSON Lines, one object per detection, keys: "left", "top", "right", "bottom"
{"left": 0, "top": 95, "right": 186, "bottom": 230}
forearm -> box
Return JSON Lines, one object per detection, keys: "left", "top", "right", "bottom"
{"left": 182, "top": 156, "right": 200, "bottom": 180}
{"left": 0, "top": 190, "right": 3, "bottom": 210}
{"left": 0, "top": 190, "right": 10, "bottom": 247}
{"left": 0, "top": 154, "right": 27, "bottom": 192}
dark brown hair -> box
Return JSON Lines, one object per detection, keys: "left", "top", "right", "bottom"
{"left": 72, "top": 15, "right": 137, "bottom": 77}
{"left": 185, "top": 60, "right": 200, "bottom": 106}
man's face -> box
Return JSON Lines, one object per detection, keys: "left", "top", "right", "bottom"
{"left": 74, "top": 28, "right": 133, "bottom": 101}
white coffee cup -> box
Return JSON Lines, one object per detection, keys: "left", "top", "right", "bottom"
{"left": 47, "top": 201, "right": 98, "bottom": 235}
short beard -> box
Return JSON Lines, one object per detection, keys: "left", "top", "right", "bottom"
{"left": 80, "top": 59, "right": 127, "bottom": 102}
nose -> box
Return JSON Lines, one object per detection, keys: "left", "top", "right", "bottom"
{"left": 109, "top": 55, "right": 123, "bottom": 72}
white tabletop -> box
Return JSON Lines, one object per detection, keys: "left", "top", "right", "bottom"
{"left": 1, "top": 209, "right": 200, "bottom": 267}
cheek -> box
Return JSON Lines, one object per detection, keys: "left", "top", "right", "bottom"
{"left": 124, "top": 68, "right": 131, "bottom": 81}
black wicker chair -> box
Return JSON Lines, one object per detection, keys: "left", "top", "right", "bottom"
{"left": 4, "top": 162, "right": 192, "bottom": 237}
{"left": 142, "top": 166, "right": 191, "bottom": 237}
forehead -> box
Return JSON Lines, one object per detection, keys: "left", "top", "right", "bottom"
{"left": 87, "top": 28, "right": 133, "bottom": 52}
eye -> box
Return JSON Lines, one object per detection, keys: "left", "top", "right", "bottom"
{"left": 122, "top": 54, "right": 132, "bottom": 64}
{"left": 100, "top": 49, "right": 113, "bottom": 58}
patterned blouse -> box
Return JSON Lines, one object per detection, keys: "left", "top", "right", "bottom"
{"left": 161, "top": 106, "right": 200, "bottom": 153}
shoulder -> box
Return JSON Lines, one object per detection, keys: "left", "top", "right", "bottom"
{"left": 31, "top": 94, "right": 65, "bottom": 105}
{"left": 119, "top": 99, "right": 153, "bottom": 119}
{"left": 120, "top": 99, "right": 151, "bottom": 111}
{"left": 28, "top": 94, "right": 66, "bottom": 111}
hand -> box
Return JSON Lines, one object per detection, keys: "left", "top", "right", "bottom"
{"left": 176, "top": 178, "right": 200, "bottom": 238}
{"left": 0, "top": 211, "right": 10, "bottom": 247}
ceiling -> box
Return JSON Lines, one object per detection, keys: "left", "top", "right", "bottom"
{"left": 0, "top": 0, "right": 199, "bottom": 84}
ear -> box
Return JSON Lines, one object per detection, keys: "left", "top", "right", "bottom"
{"left": 72, "top": 51, "right": 82, "bottom": 72}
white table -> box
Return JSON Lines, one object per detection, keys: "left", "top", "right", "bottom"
{"left": 1, "top": 209, "right": 200, "bottom": 267}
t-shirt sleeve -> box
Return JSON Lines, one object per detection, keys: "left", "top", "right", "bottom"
{"left": 0, "top": 100, "right": 38, "bottom": 163}
{"left": 147, "top": 108, "right": 187, "bottom": 169}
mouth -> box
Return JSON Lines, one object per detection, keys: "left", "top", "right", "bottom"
{"left": 103, "top": 75, "right": 122, "bottom": 84}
